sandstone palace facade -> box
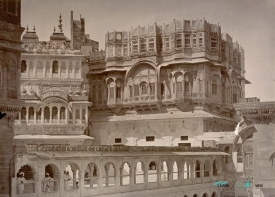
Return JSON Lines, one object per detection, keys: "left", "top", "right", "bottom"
{"left": 4, "top": 5, "right": 274, "bottom": 197}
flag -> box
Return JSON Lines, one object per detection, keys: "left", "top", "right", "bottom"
{"left": 234, "top": 122, "right": 241, "bottom": 136}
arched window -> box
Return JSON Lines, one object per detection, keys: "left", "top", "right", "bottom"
{"left": 84, "top": 163, "right": 99, "bottom": 188}
{"left": 213, "top": 160, "right": 218, "bottom": 176}
{"left": 202, "top": 193, "right": 208, "bottom": 197}
{"left": 64, "top": 163, "right": 80, "bottom": 190}
{"left": 161, "top": 161, "right": 168, "bottom": 181}
{"left": 204, "top": 160, "right": 210, "bottom": 177}
{"left": 36, "top": 109, "right": 41, "bottom": 122}
{"left": 184, "top": 74, "right": 191, "bottom": 93}
{"left": 60, "top": 107, "right": 65, "bottom": 120}
{"left": 52, "top": 107, "right": 58, "bottom": 120}
{"left": 109, "top": 81, "right": 115, "bottom": 99}
{"left": 28, "top": 107, "right": 34, "bottom": 120}
{"left": 44, "top": 107, "right": 50, "bottom": 123}
{"left": 52, "top": 61, "right": 58, "bottom": 74}
{"left": 116, "top": 81, "right": 122, "bottom": 99}
{"left": 43, "top": 164, "right": 59, "bottom": 192}
{"left": 183, "top": 161, "right": 191, "bottom": 179}
{"left": 17, "top": 165, "right": 36, "bottom": 194}
{"left": 120, "top": 163, "right": 130, "bottom": 185}
{"left": 212, "top": 79, "right": 218, "bottom": 95}
{"left": 140, "top": 82, "right": 147, "bottom": 95}
{"left": 172, "top": 161, "right": 179, "bottom": 180}
{"left": 21, "top": 107, "right": 26, "bottom": 122}
{"left": 103, "top": 162, "right": 116, "bottom": 187}
{"left": 194, "top": 160, "right": 200, "bottom": 178}
{"left": 211, "top": 192, "right": 217, "bottom": 197}
{"left": 21, "top": 60, "right": 27, "bottom": 73}
{"left": 176, "top": 74, "right": 183, "bottom": 93}
{"left": 135, "top": 161, "right": 144, "bottom": 184}
{"left": 148, "top": 161, "right": 157, "bottom": 183}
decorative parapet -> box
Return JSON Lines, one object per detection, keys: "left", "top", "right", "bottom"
{"left": 69, "top": 95, "right": 89, "bottom": 101}
{"left": 15, "top": 144, "right": 223, "bottom": 154}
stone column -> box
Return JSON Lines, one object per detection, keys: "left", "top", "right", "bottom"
{"left": 85, "top": 106, "right": 88, "bottom": 124}
{"left": 65, "top": 108, "right": 68, "bottom": 124}
{"left": 98, "top": 159, "right": 103, "bottom": 195}
{"left": 57, "top": 106, "right": 60, "bottom": 124}
{"left": 34, "top": 110, "right": 37, "bottom": 124}
{"left": 37, "top": 159, "right": 42, "bottom": 196}
{"left": 41, "top": 108, "right": 44, "bottom": 124}
{"left": 49, "top": 106, "right": 52, "bottom": 124}
{"left": 26, "top": 106, "right": 29, "bottom": 124}
{"left": 191, "top": 160, "right": 195, "bottom": 185}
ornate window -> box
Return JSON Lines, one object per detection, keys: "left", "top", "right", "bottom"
{"left": 194, "top": 160, "right": 201, "bottom": 178}
{"left": 21, "top": 107, "right": 26, "bottom": 121}
{"left": 148, "top": 38, "right": 155, "bottom": 52}
{"left": 192, "top": 34, "right": 197, "bottom": 47}
{"left": 149, "top": 83, "right": 155, "bottom": 95}
{"left": 140, "top": 82, "right": 147, "bottom": 95}
{"left": 173, "top": 162, "right": 179, "bottom": 180}
{"left": 28, "top": 107, "right": 34, "bottom": 120}
{"left": 84, "top": 163, "right": 99, "bottom": 188}
{"left": 123, "top": 44, "right": 128, "bottom": 56}
{"left": 185, "top": 34, "right": 190, "bottom": 47}
{"left": 183, "top": 161, "right": 191, "bottom": 179}
{"left": 44, "top": 107, "right": 50, "bottom": 123}
{"left": 184, "top": 75, "right": 190, "bottom": 93}
{"left": 148, "top": 161, "right": 157, "bottom": 182}
{"left": 176, "top": 34, "right": 182, "bottom": 48}
{"left": 120, "top": 163, "right": 130, "bottom": 185}
{"left": 103, "top": 162, "right": 116, "bottom": 187}
{"left": 21, "top": 60, "right": 27, "bottom": 73}
{"left": 52, "top": 61, "right": 58, "bottom": 74}
{"left": 161, "top": 161, "right": 169, "bottom": 181}
{"left": 176, "top": 74, "right": 183, "bottom": 93}
{"left": 204, "top": 160, "right": 210, "bottom": 177}
{"left": 164, "top": 38, "right": 169, "bottom": 50}
{"left": 52, "top": 107, "right": 58, "bottom": 120}
{"left": 109, "top": 45, "right": 113, "bottom": 57}
{"left": 60, "top": 107, "right": 65, "bottom": 120}
{"left": 116, "top": 82, "right": 122, "bottom": 99}
{"left": 140, "top": 39, "right": 147, "bottom": 53}
{"left": 212, "top": 79, "right": 218, "bottom": 95}
{"left": 109, "top": 82, "right": 115, "bottom": 99}
{"left": 135, "top": 162, "right": 144, "bottom": 184}
{"left": 213, "top": 160, "right": 218, "bottom": 176}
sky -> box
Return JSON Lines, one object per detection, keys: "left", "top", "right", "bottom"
{"left": 21, "top": 0, "right": 275, "bottom": 102}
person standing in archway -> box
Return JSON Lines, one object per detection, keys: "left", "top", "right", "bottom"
{"left": 16, "top": 172, "right": 26, "bottom": 195}
{"left": 43, "top": 173, "right": 54, "bottom": 192}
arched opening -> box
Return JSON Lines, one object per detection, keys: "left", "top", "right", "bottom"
{"left": 52, "top": 106, "right": 58, "bottom": 123}
{"left": 175, "top": 73, "right": 183, "bottom": 94}
{"left": 84, "top": 163, "right": 99, "bottom": 188}
{"left": 183, "top": 161, "right": 191, "bottom": 179}
{"left": 116, "top": 80, "right": 123, "bottom": 100}
{"left": 161, "top": 83, "right": 165, "bottom": 96}
{"left": 204, "top": 160, "right": 211, "bottom": 177}
{"left": 16, "top": 165, "right": 36, "bottom": 194}
{"left": 224, "top": 146, "right": 230, "bottom": 164}
{"left": 44, "top": 106, "right": 50, "bottom": 123}
{"left": 184, "top": 72, "right": 193, "bottom": 95}
{"left": 36, "top": 109, "right": 41, "bottom": 123}
{"left": 193, "top": 194, "right": 198, "bottom": 197}
{"left": 202, "top": 193, "right": 208, "bottom": 197}
{"left": 52, "top": 61, "right": 58, "bottom": 74}
{"left": 60, "top": 107, "right": 65, "bottom": 123}
{"left": 64, "top": 163, "right": 80, "bottom": 190}
{"left": 120, "top": 162, "right": 130, "bottom": 185}
{"left": 42, "top": 164, "right": 59, "bottom": 192}
{"left": 211, "top": 192, "right": 217, "bottom": 197}
{"left": 135, "top": 161, "right": 144, "bottom": 184}
{"left": 172, "top": 161, "right": 179, "bottom": 180}
{"left": 148, "top": 161, "right": 157, "bottom": 183}
{"left": 109, "top": 80, "right": 115, "bottom": 99}
{"left": 161, "top": 161, "right": 169, "bottom": 181}
{"left": 103, "top": 162, "right": 116, "bottom": 187}
{"left": 21, "top": 107, "right": 26, "bottom": 123}
{"left": 21, "top": 60, "right": 27, "bottom": 73}
{"left": 140, "top": 82, "right": 147, "bottom": 95}
{"left": 28, "top": 107, "right": 34, "bottom": 123}
{"left": 194, "top": 160, "right": 201, "bottom": 178}
{"left": 213, "top": 160, "right": 218, "bottom": 176}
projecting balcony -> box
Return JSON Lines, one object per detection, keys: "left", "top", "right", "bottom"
{"left": 123, "top": 95, "right": 159, "bottom": 111}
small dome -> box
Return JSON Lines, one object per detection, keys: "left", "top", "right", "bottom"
{"left": 22, "top": 26, "right": 39, "bottom": 42}
{"left": 21, "top": 87, "right": 27, "bottom": 95}
{"left": 81, "top": 89, "right": 88, "bottom": 96}
{"left": 68, "top": 89, "right": 73, "bottom": 96}
{"left": 74, "top": 89, "right": 81, "bottom": 96}
{"left": 50, "top": 32, "right": 67, "bottom": 41}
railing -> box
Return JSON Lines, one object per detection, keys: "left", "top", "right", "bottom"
{"left": 16, "top": 181, "right": 36, "bottom": 195}
{"left": 84, "top": 177, "right": 98, "bottom": 188}
{"left": 41, "top": 180, "right": 59, "bottom": 193}
{"left": 15, "top": 145, "right": 223, "bottom": 153}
